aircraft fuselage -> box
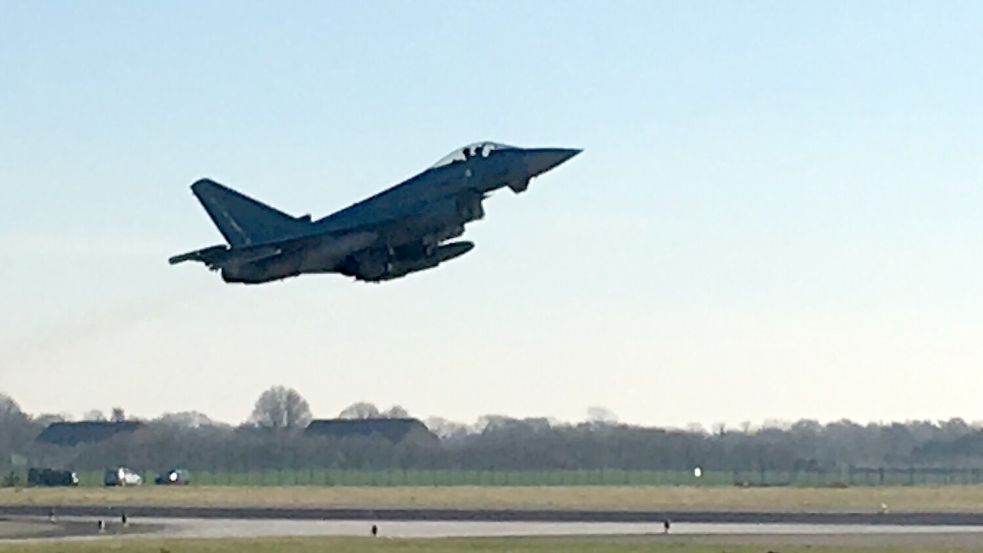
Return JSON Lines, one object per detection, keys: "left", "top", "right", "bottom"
{"left": 170, "top": 143, "right": 580, "bottom": 284}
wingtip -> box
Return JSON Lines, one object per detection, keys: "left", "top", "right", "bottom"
{"left": 190, "top": 178, "right": 220, "bottom": 193}
{"left": 168, "top": 244, "right": 229, "bottom": 266}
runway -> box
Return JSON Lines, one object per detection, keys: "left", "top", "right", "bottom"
{"left": 142, "top": 517, "right": 983, "bottom": 540}
{"left": 7, "top": 504, "right": 983, "bottom": 525}
{"left": 6, "top": 516, "right": 983, "bottom": 548}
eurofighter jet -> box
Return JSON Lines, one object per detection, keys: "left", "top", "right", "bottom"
{"left": 170, "top": 142, "right": 580, "bottom": 283}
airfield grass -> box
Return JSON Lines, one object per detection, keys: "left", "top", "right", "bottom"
{"left": 71, "top": 469, "right": 748, "bottom": 488}
{"left": 5, "top": 484, "right": 983, "bottom": 513}
{"left": 64, "top": 468, "right": 976, "bottom": 488}
{"left": 2, "top": 537, "right": 982, "bottom": 553}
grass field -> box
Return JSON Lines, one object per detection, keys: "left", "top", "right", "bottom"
{"left": 1, "top": 537, "right": 982, "bottom": 553}
{"left": 70, "top": 469, "right": 740, "bottom": 487}
{"left": 58, "top": 468, "right": 982, "bottom": 488}
{"left": 5, "top": 484, "right": 983, "bottom": 513}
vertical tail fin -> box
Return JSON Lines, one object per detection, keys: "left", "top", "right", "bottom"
{"left": 191, "top": 179, "right": 309, "bottom": 247}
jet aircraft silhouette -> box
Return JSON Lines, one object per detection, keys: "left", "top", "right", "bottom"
{"left": 170, "top": 142, "right": 580, "bottom": 283}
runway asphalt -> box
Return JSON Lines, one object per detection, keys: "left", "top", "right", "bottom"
{"left": 6, "top": 504, "right": 983, "bottom": 525}
{"left": 6, "top": 516, "right": 983, "bottom": 548}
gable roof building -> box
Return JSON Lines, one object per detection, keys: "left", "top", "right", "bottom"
{"left": 304, "top": 418, "right": 438, "bottom": 445}
{"left": 36, "top": 421, "right": 144, "bottom": 446}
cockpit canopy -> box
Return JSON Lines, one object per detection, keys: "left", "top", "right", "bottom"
{"left": 431, "top": 142, "right": 518, "bottom": 169}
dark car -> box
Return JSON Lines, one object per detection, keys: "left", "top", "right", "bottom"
{"left": 27, "top": 468, "right": 79, "bottom": 487}
{"left": 155, "top": 468, "right": 191, "bottom": 485}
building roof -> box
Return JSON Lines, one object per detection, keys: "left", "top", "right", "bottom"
{"left": 36, "top": 421, "right": 144, "bottom": 446}
{"left": 304, "top": 418, "right": 437, "bottom": 444}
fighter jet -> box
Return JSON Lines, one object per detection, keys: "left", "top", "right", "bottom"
{"left": 169, "top": 142, "right": 580, "bottom": 283}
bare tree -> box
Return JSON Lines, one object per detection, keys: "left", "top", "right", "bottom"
{"left": 338, "top": 401, "right": 380, "bottom": 419}
{"left": 0, "top": 394, "right": 23, "bottom": 424}
{"left": 686, "top": 422, "right": 708, "bottom": 435}
{"left": 156, "top": 411, "right": 222, "bottom": 429}
{"left": 83, "top": 409, "right": 106, "bottom": 421}
{"left": 425, "top": 417, "right": 468, "bottom": 440}
{"left": 586, "top": 406, "right": 618, "bottom": 425}
{"left": 0, "top": 393, "right": 39, "bottom": 465}
{"left": 250, "top": 386, "right": 312, "bottom": 429}
{"left": 382, "top": 405, "right": 409, "bottom": 418}
{"left": 111, "top": 407, "right": 126, "bottom": 423}
{"left": 475, "top": 414, "right": 514, "bottom": 432}
{"left": 33, "top": 413, "right": 70, "bottom": 426}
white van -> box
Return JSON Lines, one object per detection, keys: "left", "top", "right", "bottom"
{"left": 104, "top": 466, "right": 143, "bottom": 486}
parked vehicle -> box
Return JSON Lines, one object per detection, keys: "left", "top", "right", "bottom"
{"left": 27, "top": 468, "right": 78, "bottom": 487}
{"left": 104, "top": 466, "right": 142, "bottom": 486}
{"left": 155, "top": 468, "right": 191, "bottom": 485}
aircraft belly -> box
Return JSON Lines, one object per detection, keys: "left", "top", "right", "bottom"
{"left": 344, "top": 241, "right": 474, "bottom": 282}
{"left": 372, "top": 197, "right": 473, "bottom": 247}
{"left": 297, "top": 231, "right": 377, "bottom": 273}
{"left": 222, "top": 254, "right": 302, "bottom": 284}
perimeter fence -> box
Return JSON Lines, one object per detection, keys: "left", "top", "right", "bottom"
{"left": 50, "top": 467, "right": 983, "bottom": 488}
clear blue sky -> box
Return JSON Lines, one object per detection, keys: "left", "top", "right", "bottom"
{"left": 2, "top": 2, "right": 981, "bottom": 427}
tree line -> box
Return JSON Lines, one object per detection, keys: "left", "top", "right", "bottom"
{"left": 3, "top": 388, "right": 983, "bottom": 475}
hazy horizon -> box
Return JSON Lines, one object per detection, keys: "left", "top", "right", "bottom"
{"left": 12, "top": 395, "right": 983, "bottom": 433}
{"left": 2, "top": 2, "right": 981, "bottom": 428}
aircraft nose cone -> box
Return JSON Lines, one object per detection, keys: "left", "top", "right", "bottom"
{"left": 525, "top": 148, "right": 582, "bottom": 177}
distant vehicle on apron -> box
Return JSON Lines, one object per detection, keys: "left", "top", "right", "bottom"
{"left": 104, "top": 466, "right": 143, "bottom": 486}
{"left": 27, "top": 468, "right": 79, "bottom": 487}
{"left": 155, "top": 468, "right": 191, "bottom": 485}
